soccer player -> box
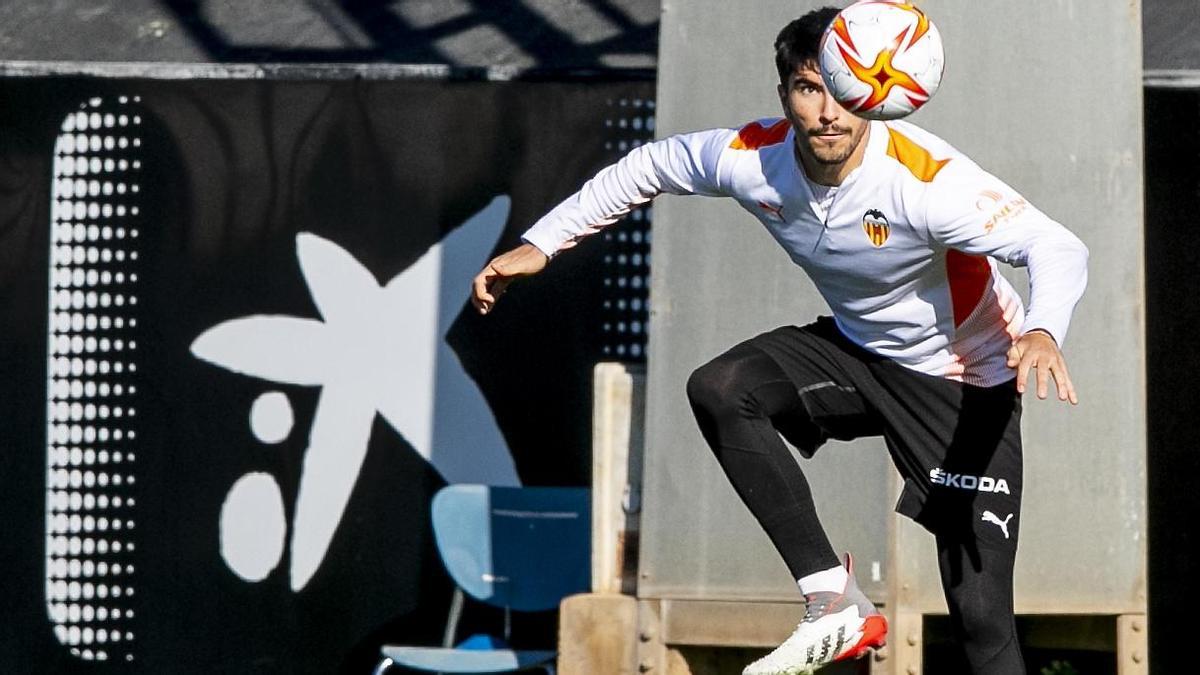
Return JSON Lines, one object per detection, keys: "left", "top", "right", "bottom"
{"left": 471, "top": 7, "right": 1086, "bottom": 675}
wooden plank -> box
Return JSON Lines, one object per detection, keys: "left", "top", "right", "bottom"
{"left": 1117, "top": 614, "right": 1149, "bottom": 675}
{"left": 639, "top": 599, "right": 668, "bottom": 674}
{"left": 558, "top": 593, "right": 639, "bottom": 675}
{"left": 879, "top": 612, "right": 921, "bottom": 675}
{"left": 591, "top": 363, "right": 645, "bottom": 595}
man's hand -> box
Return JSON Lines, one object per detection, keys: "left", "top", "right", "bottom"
{"left": 471, "top": 243, "right": 550, "bottom": 315}
{"left": 1006, "top": 330, "right": 1077, "bottom": 404}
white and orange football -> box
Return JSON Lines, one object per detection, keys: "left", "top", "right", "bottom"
{"left": 818, "top": 1, "right": 945, "bottom": 121}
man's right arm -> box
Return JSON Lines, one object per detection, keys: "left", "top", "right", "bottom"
{"left": 472, "top": 127, "right": 737, "bottom": 314}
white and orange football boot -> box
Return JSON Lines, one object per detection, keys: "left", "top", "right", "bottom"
{"left": 742, "top": 555, "right": 887, "bottom": 675}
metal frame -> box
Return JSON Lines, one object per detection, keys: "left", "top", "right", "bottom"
{"left": 0, "top": 60, "right": 655, "bottom": 82}
{"left": 1144, "top": 69, "right": 1200, "bottom": 89}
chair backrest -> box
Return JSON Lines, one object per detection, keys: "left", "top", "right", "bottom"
{"left": 431, "top": 485, "right": 590, "bottom": 612}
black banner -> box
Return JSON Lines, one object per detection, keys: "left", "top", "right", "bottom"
{"left": 0, "top": 76, "right": 654, "bottom": 673}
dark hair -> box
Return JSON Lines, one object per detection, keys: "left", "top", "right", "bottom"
{"left": 774, "top": 7, "right": 842, "bottom": 85}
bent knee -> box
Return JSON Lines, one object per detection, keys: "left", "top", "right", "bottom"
{"left": 686, "top": 347, "right": 789, "bottom": 423}
{"left": 686, "top": 351, "right": 767, "bottom": 417}
{"left": 685, "top": 360, "right": 731, "bottom": 414}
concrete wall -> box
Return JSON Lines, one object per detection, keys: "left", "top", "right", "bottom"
{"left": 641, "top": 0, "right": 1145, "bottom": 614}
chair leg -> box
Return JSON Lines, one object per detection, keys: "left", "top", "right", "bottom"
{"left": 371, "top": 657, "right": 394, "bottom": 675}
{"left": 442, "top": 587, "right": 465, "bottom": 648}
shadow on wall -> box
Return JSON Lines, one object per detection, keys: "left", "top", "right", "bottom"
{"left": 154, "top": 0, "right": 660, "bottom": 68}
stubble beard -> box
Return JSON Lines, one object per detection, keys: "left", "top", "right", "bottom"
{"left": 806, "top": 123, "right": 867, "bottom": 165}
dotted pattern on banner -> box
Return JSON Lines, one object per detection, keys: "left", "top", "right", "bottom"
{"left": 600, "top": 97, "right": 654, "bottom": 362}
{"left": 45, "top": 96, "right": 142, "bottom": 664}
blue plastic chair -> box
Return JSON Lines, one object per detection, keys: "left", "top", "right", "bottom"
{"left": 374, "top": 485, "right": 591, "bottom": 674}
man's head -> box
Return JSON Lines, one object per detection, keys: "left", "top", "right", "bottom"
{"left": 774, "top": 7, "right": 841, "bottom": 87}
{"left": 775, "top": 7, "right": 869, "bottom": 179}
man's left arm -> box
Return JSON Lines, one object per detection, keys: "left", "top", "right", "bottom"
{"left": 923, "top": 164, "right": 1089, "bottom": 403}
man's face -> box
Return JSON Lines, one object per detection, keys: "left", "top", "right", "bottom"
{"left": 778, "top": 62, "right": 869, "bottom": 168}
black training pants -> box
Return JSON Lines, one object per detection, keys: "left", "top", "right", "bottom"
{"left": 686, "top": 317, "right": 1025, "bottom": 674}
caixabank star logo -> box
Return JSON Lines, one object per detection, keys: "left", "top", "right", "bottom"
{"left": 41, "top": 95, "right": 521, "bottom": 666}
{"left": 190, "top": 197, "right": 519, "bottom": 592}
{"left": 18, "top": 79, "right": 645, "bottom": 672}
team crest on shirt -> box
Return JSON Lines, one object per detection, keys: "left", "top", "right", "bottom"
{"left": 862, "top": 209, "right": 890, "bottom": 247}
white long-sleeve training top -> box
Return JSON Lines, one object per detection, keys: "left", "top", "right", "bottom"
{"left": 522, "top": 118, "right": 1089, "bottom": 387}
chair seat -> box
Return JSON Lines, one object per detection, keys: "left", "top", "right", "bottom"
{"left": 381, "top": 646, "right": 556, "bottom": 673}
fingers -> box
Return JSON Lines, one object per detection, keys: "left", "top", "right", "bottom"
{"left": 1030, "top": 359, "right": 1078, "bottom": 404}
{"left": 470, "top": 264, "right": 516, "bottom": 315}
{"left": 470, "top": 245, "right": 551, "bottom": 316}
{"left": 1035, "top": 356, "right": 1050, "bottom": 400}
{"left": 1050, "top": 360, "right": 1078, "bottom": 405}
{"left": 1011, "top": 347, "right": 1079, "bottom": 405}
{"left": 471, "top": 266, "right": 498, "bottom": 315}
{"left": 1006, "top": 343, "right": 1021, "bottom": 369}
{"left": 1015, "top": 348, "right": 1032, "bottom": 395}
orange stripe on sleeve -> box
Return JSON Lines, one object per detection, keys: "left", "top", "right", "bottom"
{"left": 730, "top": 119, "right": 791, "bottom": 150}
{"left": 886, "top": 126, "right": 950, "bottom": 182}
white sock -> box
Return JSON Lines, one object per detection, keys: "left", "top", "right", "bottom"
{"left": 797, "top": 565, "right": 848, "bottom": 595}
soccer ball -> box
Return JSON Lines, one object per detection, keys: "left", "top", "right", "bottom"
{"left": 818, "top": 1, "right": 945, "bottom": 121}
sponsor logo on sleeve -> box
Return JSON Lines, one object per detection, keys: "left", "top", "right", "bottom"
{"left": 975, "top": 189, "right": 1028, "bottom": 233}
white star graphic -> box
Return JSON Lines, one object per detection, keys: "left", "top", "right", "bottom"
{"left": 191, "top": 196, "right": 519, "bottom": 590}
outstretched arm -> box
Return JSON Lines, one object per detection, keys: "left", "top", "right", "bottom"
{"left": 471, "top": 125, "right": 738, "bottom": 314}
